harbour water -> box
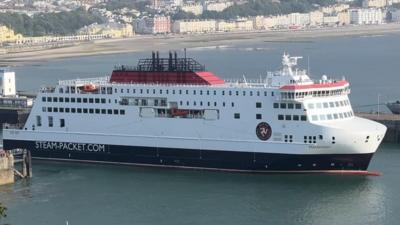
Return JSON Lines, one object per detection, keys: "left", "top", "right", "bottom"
{"left": 1, "top": 33, "right": 400, "bottom": 225}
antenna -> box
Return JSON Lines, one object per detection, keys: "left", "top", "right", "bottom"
{"left": 242, "top": 75, "right": 248, "bottom": 85}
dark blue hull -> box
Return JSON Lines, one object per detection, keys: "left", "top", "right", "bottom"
{"left": 3, "top": 139, "right": 374, "bottom": 172}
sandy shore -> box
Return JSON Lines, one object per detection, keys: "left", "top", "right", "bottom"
{"left": 1, "top": 23, "right": 399, "bottom": 66}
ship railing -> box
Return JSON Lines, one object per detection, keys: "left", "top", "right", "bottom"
{"left": 2, "top": 123, "right": 24, "bottom": 130}
{"left": 58, "top": 76, "right": 110, "bottom": 86}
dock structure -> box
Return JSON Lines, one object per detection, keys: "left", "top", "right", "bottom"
{"left": 0, "top": 149, "right": 32, "bottom": 186}
{"left": 357, "top": 113, "right": 400, "bottom": 144}
{"left": 0, "top": 150, "right": 14, "bottom": 185}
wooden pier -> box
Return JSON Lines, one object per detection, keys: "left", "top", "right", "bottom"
{"left": 0, "top": 149, "right": 32, "bottom": 185}
{"left": 357, "top": 113, "right": 400, "bottom": 144}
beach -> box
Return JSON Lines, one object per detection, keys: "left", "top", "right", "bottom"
{"left": 1, "top": 23, "right": 400, "bottom": 66}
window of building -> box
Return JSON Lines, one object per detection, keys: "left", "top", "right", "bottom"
{"left": 47, "top": 107, "right": 52, "bottom": 112}
{"left": 71, "top": 108, "right": 76, "bottom": 113}
{"left": 53, "top": 108, "right": 58, "bottom": 113}
{"left": 83, "top": 108, "right": 88, "bottom": 114}
{"left": 83, "top": 98, "right": 88, "bottom": 103}
{"left": 89, "top": 109, "right": 94, "bottom": 114}
{"left": 308, "top": 103, "right": 314, "bottom": 109}
{"left": 288, "top": 103, "right": 294, "bottom": 109}
{"left": 42, "top": 97, "right": 46, "bottom": 102}
{"left": 48, "top": 116, "right": 53, "bottom": 127}
{"left": 256, "top": 114, "right": 262, "bottom": 120}
{"left": 323, "top": 102, "right": 329, "bottom": 108}
{"left": 60, "top": 119, "right": 65, "bottom": 127}
{"left": 76, "top": 108, "right": 81, "bottom": 113}
{"left": 89, "top": 98, "right": 94, "bottom": 103}
{"left": 186, "top": 90, "right": 189, "bottom": 94}
{"left": 293, "top": 115, "right": 299, "bottom": 121}
{"left": 278, "top": 115, "right": 284, "bottom": 120}
{"left": 65, "top": 98, "right": 70, "bottom": 103}
{"left": 316, "top": 103, "right": 322, "bottom": 108}
{"left": 301, "top": 115, "right": 307, "bottom": 121}
{"left": 280, "top": 103, "right": 286, "bottom": 109}
{"left": 47, "top": 97, "right": 52, "bottom": 102}
{"left": 71, "top": 98, "right": 76, "bottom": 103}
{"left": 214, "top": 102, "right": 217, "bottom": 107}
{"left": 114, "top": 109, "right": 119, "bottom": 114}
{"left": 107, "top": 109, "right": 112, "bottom": 114}
{"left": 60, "top": 108, "right": 64, "bottom": 113}
{"left": 234, "top": 113, "right": 240, "bottom": 119}
{"left": 101, "top": 109, "right": 106, "bottom": 114}
{"left": 77, "top": 98, "right": 82, "bottom": 103}
{"left": 312, "top": 115, "right": 318, "bottom": 121}
{"left": 95, "top": 109, "right": 100, "bottom": 114}
{"left": 66, "top": 108, "right": 70, "bottom": 113}
{"left": 53, "top": 97, "right": 57, "bottom": 102}
{"left": 295, "top": 104, "right": 301, "bottom": 109}
{"left": 256, "top": 102, "right": 262, "bottom": 108}
{"left": 231, "top": 102, "right": 234, "bottom": 107}
{"left": 285, "top": 115, "right": 292, "bottom": 120}
{"left": 36, "top": 116, "right": 41, "bottom": 127}
{"left": 273, "top": 103, "right": 279, "bottom": 108}
{"left": 120, "top": 110, "right": 125, "bottom": 115}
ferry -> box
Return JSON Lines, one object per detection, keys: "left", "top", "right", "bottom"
{"left": 2, "top": 52, "right": 387, "bottom": 173}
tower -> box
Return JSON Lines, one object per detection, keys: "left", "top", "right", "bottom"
{"left": 0, "top": 68, "right": 16, "bottom": 97}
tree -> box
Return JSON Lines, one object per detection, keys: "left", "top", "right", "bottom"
{"left": 0, "top": 202, "right": 8, "bottom": 225}
{"left": 0, "top": 203, "right": 6, "bottom": 218}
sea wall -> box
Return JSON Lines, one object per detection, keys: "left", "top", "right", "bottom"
{"left": 357, "top": 113, "right": 400, "bottom": 144}
{"left": 0, "top": 152, "right": 14, "bottom": 185}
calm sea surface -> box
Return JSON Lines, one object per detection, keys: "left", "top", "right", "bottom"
{"left": 1, "top": 33, "right": 400, "bottom": 225}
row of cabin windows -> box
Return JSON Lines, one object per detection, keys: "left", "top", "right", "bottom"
{"left": 307, "top": 100, "right": 350, "bottom": 110}
{"left": 179, "top": 101, "right": 235, "bottom": 107}
{"left": 42, "top": 97, "right": 107, "bottom": 104}
{"left": 115, "top": 88, "right": 274, "bottom": 97}
{"left": 273, "top": 103, "right": 302, "bottom": 109}
{"left": 234, "top": 113, "right": 263, "bottom": 120}
{"left": 278, "top": 114, "right": 307, "bottom": 121}
{"left": 310, "top": 111, "right": 353, "bottom": 121}
{"left": 43, "top": 107, "right": 125, "bottom": 115}
{"left": 36, "top": 116, "right": 64, "bottom": 128}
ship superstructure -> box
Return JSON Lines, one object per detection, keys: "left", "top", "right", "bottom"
{"left": 2, "top": 52, "right": 387, "bottom": 172}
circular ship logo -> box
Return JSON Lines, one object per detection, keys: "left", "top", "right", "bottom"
{"left": 256, "top": 122, "right": 272, "bottom": 141}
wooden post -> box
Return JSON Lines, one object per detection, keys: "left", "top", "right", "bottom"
{"left": 22, "top": 150, "right": 27, "bottom": 178}
{"left": 27, "top": 150, "right": 32, "bottom": 178}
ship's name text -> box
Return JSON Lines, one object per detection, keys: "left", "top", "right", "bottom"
{"left": 35, "top": 141, "right": 106, "bottom": 152}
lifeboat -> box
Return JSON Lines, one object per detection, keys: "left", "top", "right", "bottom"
{"left": 171, "top": 108, "right": 189, "bottom": 117}
{"left": 80, "top": 84, "right": 98, "bottom": 92}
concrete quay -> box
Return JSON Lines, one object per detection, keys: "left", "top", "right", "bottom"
{"left": 357, "top": 113, "right": 400, "bottom": 144}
